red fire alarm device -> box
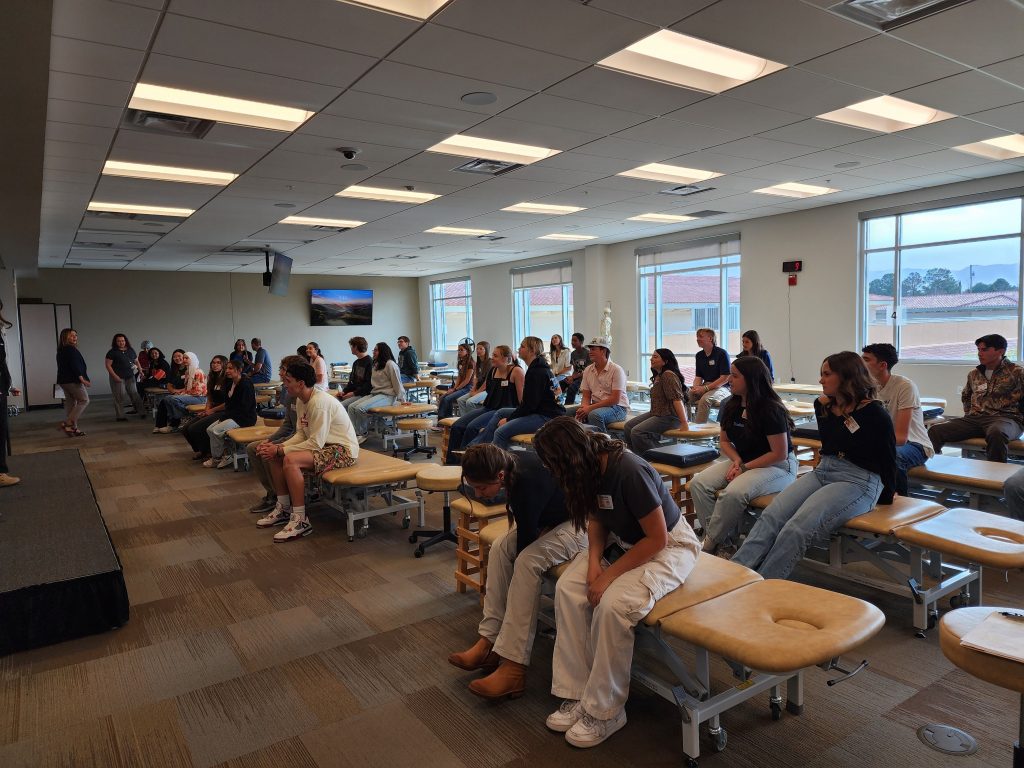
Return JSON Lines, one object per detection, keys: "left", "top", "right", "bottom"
{"left": 782, "top": 260, "right": 803, "bottom": 273}
{"left": 788, "top": 274, "right": 798, "bottom": 286}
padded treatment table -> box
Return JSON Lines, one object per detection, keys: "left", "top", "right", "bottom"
{"left": 368, "top": 403, "right": 437, "bottom": 451}
{"left": 947, "top": 435, "right": 1024, "bottom": 460}
{"left": 665, "top": 422, "right": 721, "bottom": 442}
{"left": 909, "top": 454, "right": 1021, "bottom": 507}
{"left": 320, "top": 450, "right": 422, "bottom": 541}
{"left": 650, "top": 460, "right": 718, "bottom": 523}
{"left": 225, "top": 421, "right": 281, "bottom": 470}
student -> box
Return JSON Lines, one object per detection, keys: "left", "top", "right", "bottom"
{"left": 139, "top": 346, "right": 171, "bottom": 391}
{"left": 455, "top": 341, "right": 492, "bottom": 418}
{"left": 1001, "top": 466, "right": 1024, "bottom": 521}
{"left": 438, "top": 342, "right": 475, "bottom": 419}
{"left": 347, "top": 341, "right": 407, "bottom": 443}
{"left": 104, "top": 332, "right": 144, "bottom": 421}
{"left": 250, "top": 338, "right": 271, "bottom": 384}
{"left": 230, "top": 339, "right": 254, "bottom": 375}
{"left": 181, "top": 355, "right": 230, "bottom": 460}
{"left": 446, "top": 345, "right": 524, "bottom": 461}
{"left": 687, "top": 328, "right": 731, "bottom": 423}
{"left": 255, "top": 361, "right": 359, "bottom": 542}
{"left": 861, "top": 343, "right": 933, "bottom": 494}
{"left": 136, "top": 340, "right": 154, "bottom": 383}
{"left": 203, "top": 359, "right": 257, "bottom": 468}
{"left": 733, "top": 352, "right": 896, "bottom": 580}
{"left": 248, "top": 356, "right": 305, "bottom": 513}
{"left": 736, "top": 329, "right": 774, "bottom": 382}
{"left": 533, "top": 417, "right": 700, "bottom": 748}
{"left": 561, "top": 332, "right": 590, "bottom": 406}
{"left": 56, "top": 328, "right": 90, "bottom": 437}
{"left": 396, "top": 335, "right": 418, "bottom": 383}
{"left": 622, "top": 348, "right": 688, "bottom": 455}
{"left": 153, "top": 351, "right": 207, "bottom": 432}
{"left": 549, "top": 334, "right": 572, "bottom": 387}
{"left": 448, "top": 443, "right": 586, "bottom": 699}
{"left": 0, "top": 300, "right": 21, "bottom": 487}
{"left": 927, "top": 333, "right": 1024, "bottom": 462}
{"left": 338, "top": 336, "right": 373, "bottom": 408}
{"left": 690, "top": 356, "right": 797, "bottom": 555}
{"left": 575, "top": 336, "right": 628, "bottom": 433}
{"left": 305, "top": 341, "right": 329, "bottom": 392}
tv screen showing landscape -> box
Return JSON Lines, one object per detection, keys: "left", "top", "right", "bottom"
{"left": 310, "top": 289, "right": 373, "bottom": 326}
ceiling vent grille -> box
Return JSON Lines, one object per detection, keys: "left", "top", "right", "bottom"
{"left": 659, "top": 184, "right": 715, "bottom": 197}
{"left": 683, "top": 210, "right": 727, "bottom": 218}
{"left": 828, "top": 0, "right": 971, "bottom": 30}
{"left": 122, "top": 108, "right": 215, "bottom": 139}
{"left": 87, "top": 209, "right": 187, "bottom": 223}
{"left": 453, "top": 158, "right": 523, "bottom": 176}
{"left": 311, "top": 225, "right": 352, "bottom": 232}
{"left": 460, "top": 257, "right": 485, "bottom": 263}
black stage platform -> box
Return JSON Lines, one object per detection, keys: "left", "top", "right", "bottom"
{"left": 0, "top": 449, "right": 129, "bottom": 655}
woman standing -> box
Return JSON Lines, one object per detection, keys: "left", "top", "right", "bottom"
{"left": 203, "top": 359, "right": 257, "bottom": 468}
{"left": 690, "top": 356, "right": 797, "bottom": 555}
{"left": 736, "top": 330, "right": 774, "bottom": 382}
{"left": 105, "top": 333, "right": 144, "bottom": 421}
{"left": 446, "top": 345, "right": 524, "bottom": 461}
{"left": 622, "top": 348, "right": 688, "bottom": 456}
{"left": 306, "top": 341, "right": 329, "bottom": 392}
{"left": 533, "top": 417, "right": 700, "bottom": 748}
{"left": 182, "top": 355, "right": 230, "bottom": 460}
{"left": 230, "top": 338, "right": 254, "bottom": 375}
{"left": 437, "top": 342, "right": 475, "bottom": 420}
{"left": 733, "top": 351, "right": 896, "bottom": 579}
{"left": 0, "top": 301, "right": 21, "bottom": 487}
{"left": 56, "top": 328, "right": 90, "bottom": 437}
{"left": 347, "top": 342, "right": 406, "bottom": 444}
{"left": 153, "top": 352, "right": 207, "bottom": 433}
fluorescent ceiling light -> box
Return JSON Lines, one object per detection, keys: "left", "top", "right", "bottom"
{"left": 337, "top": 0, "right": 450, "bottom": 20}
{"left": 336, "top": 185, "right": 440, "bottom": 204}
{"left": 426, "top": 134, "right": 560, "bottom": 165}
{"left": 280, "top": 216, "right": 365, "bottom": 227}
{"left": 954, "top": 134, "right": 1024, "bottom": 160}
{"left": 129, "top": 83, "right": 314, "bottom": 132}
{"left": 102, "top": 160, "right": 237, "bottom": 186}
{"left": 753, "top": 182, "right": 838, "bottom": 198}
{"left": 817, "top": 95, "right": 952, "bottom": 133}
{"left": 425, "top": 226, "right": 495, "bottom": 236}
{"left": 598, "top": 30, "right": 786, "bottom": 93}
{"left": 501, "top": 202, "right": 584, "bottom": 215}
{"left": 539, "top": 234, "right": 597, "bottom": 241}
{"left": 618, "top": 163, "right": 722, "bottom": 185}
{"left": 628, "top": 213, "right": 697, "bottom": 223}
{"left": 87, "top": 201, "right": 195, "bottom": 217}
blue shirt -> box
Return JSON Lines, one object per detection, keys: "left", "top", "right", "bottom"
{"left": 251, "top": 347, "right": 271, "bottom": 383}
{"left": 695, "top": 346, "right": 730, "bottom": 387}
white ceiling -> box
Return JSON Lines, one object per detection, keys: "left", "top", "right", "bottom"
{"left": 35, "top": 0, "right": 1024, "bottom": 277}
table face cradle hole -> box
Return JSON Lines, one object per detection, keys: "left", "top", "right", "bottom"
{"left": 975, "top": 527, "right": 1024, "bottom": 544}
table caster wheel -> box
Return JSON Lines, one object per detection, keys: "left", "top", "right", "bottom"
{"left": 414, "top": 548, "right": 424, "bottom": 558}
{"left": 356, "top": 527, "right": 367, "bottom": 539}
{"left": 401, "top": 517, "right": 410, "bottom": 529}
{"left": 771, "top": 702, "right": 782, "bottom": 721}
{"left": 713, "top": 728, "right": 728, "bottom": 752}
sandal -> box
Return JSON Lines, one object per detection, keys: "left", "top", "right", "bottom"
{"left": 70, "top": 427, "right": 86, "bottom": 437}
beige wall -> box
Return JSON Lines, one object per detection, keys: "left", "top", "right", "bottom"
{"left": 16, "top": 269, "right": 420, "bottom": 398}
{"left": 1, "top": 271, "right": 23, "bottom": 410}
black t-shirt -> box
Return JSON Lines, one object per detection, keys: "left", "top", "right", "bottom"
{"left": 106, "top": 347, "right": 136, "bottom": 378}
{"left": 815, "top": 398, "right": 897, "bottom": 504}
{"left": 594, "top": 451, "right": 679, "bottom": 545}
{"left": 724, "top": 403, "right": 792, "bottom": 463}
{"left": 695, "top": 346, "right": 730, "bottom": 386}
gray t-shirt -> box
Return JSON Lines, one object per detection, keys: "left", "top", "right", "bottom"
{"left": 595, "top": 451, "right": 680, "bottom": 544}
{"left": 877, "top": 373, "right": 934, "bottom": 458}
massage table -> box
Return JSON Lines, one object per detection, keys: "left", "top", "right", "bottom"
{"left": 320, "top": 450, "right": 422, "bottom": 541}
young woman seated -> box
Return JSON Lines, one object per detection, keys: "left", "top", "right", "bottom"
{"left": 203, "top": 359, "right": 258, "bottom": 468}
{"left": 346, "top": 342, "right": 407, "bottom": 444}
{"left": 533, "top": 417, "right": 701, "bottom": 749}
{"left": 622, "top": 348, "right": 689, "bottom": 456}
{"left": 153, "top": 351, "right": 207, "bottom": 433}
{"left": 446, "top": 345, "right": 524, "bottom": 462}
{"left": 689, "top": 355, "right": 797, "bottom": 556}
{"left": 182, "top": 355, "right": 230, "bottom": 461}
{"left": 448, "top": 443, "right": 587, "bottom": 699}
{"left": 455, "top": 341, "right": 492, "bottom": 418}
{"left": 732, "top": 351, "right": 896, "bottom": 579}
{"left": 230, "top": 338, "right": 254, "bottom": 376}
{"left": 437, "top": 342, "right": 475, "bottom": 420}
{"left": 139, "top": 346, "right": 171, "bottom": 390}
{"left": 736, "top": 329, "right": 775, "bottom": 382}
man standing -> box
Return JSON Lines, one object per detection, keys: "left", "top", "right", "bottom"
{"left": 928, "top": 334, "right": 1024, "bottom": 462}
{"left": 686, "top": 328, "right": 730, "bottom": 423}
{"left": 575, "top": 336, "right": 628, "bottom": 433}
{"left": 248, "top": 355, "right": 305, "bottom": 515}
{"left": 250, "top": 338, "right": 271, "bottom": 384}
{"left": 861, "top": 343, "right": 932, "bottom": 494}
{"left": 396, "top": 335, "right": 418, "bottom": 383}
{"left": 255, "top": 362, "right": 359, "bottom": 542}
{"left": 561, "top": 332, "right": 590, "bottom": 406}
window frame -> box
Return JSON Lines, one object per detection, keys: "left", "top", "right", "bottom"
{"left": 510, "top": 260, "right": 574, "bottom": 343}
{"left": 429, "top": 276, "right": 473, "bottom": 352}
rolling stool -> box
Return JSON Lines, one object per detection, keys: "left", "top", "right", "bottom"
{"left": 394, "top": 417, "right": 437, "bottom": 461}
{"left": 411, "top": 464, "right": 462, "bottom": 557}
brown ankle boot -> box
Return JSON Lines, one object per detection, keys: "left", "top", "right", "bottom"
{"left": 448, "top": 637, "right": 498, "bottom": 672}
{"left": 468, "top": 659, "right": 527, "bottom": 700}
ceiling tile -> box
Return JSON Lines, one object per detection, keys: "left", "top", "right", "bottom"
{"left": 726, "top": 69, "right": 878, "bottom": 117}
{"left": 497, "top": 94, "right": 649, "bottom": 135}
{"left": 111, "top": 130, "right": 265, "bottom": 171}
{"left": 838, "top": 161, "right": 933, "bottom": 182}
{"left": 968, "top": 102, "right": 1024, "bottom": 133}
{"left": 729, "top": 163, "right": 822, "bottom": 183}
{"left": 900, "top": 149, "right": 998, "bottom": 173}
{"left": 587, "top": 0, "right": 716, "bottom": 26}
{"left": 757, "top": 119, "right": 878, "bottom": 149}
{"left": 890, "top": 0, "right": 1024, "bottom": 69}
{"left": 47, "top": 99, "right": 123, "bottom": 129}
{"left": 44, "top": 120, "right": 113, "bottom": 147}
{"left": 545, "top": 66, "right": 708, "bottom": 116}
{"left": 93, "top": 175, "right": 223, "bottom": 207}
{"left": 837, "top": 134, "right": 942, "bottom": 160}
{"left": 983, "top": 56, "right": 1024, "bottom": 90}
{"left": 468, "top": 115, "right": 602, "bottom": 151}
{"left": 665, "top": 150, "right": 766, "bottom": 174}
{"left": 897, "top": 117, "right": 1010, "bottom": 146}
{"left": 300, "top": 113, "right": 448, "bottom": 149}
{"left": 571, "top": 136, "right": 691, "bottom": 163}
{"left": 534, "top": 151, "right": 639, "bottom": 174}
{"left": 664, "top": 96, "right": 802, "bottom": 134}
{"left": 784, "top": 149, "right": 882, "bottom": 172}
{"left": 48, "top": 71, "right": 133, "bottom": 108}
{"left": 322, "top": 90, "right": 484, "bottom": 135}
{"left": 49, "top": 36, "right": 145, "bottom": 82}
{"left": 896, "top": 71, "right": 1024, "bottom": 116}
{"left": 52, "top": 0, "right": 160, "bottom": 50}
{"left": 707, "top": 136, "right": 820, "bottom": 163}
{"left": 612, "top": 118, "right": 744, "bottom": 151}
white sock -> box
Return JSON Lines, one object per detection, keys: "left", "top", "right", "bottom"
{"left": 291, "top": 505, "right": 306, "bottom": 522}
{"left": 276, "top": 495, "right": 291, "bottom": 511}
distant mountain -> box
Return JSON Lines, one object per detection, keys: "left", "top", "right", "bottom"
{"left": 953, "top": 263, "right": 1018, "bottom": 288}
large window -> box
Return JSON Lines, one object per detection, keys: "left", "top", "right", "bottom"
{"left": 861, "top": 196, "right": 1023, "bottom": 361}
{"left": 638, "top": 235, "right": 741, "bottom": 384}
{"left": 430, "top": 277, "right": 473, "bottom": 351}
{"left": 512, "top": 261, "right": 574, "bottom": 344}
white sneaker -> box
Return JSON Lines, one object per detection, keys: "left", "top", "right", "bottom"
{"left": 256, "top": 506, "right": 291, "bottom": 528}
{"left": 357, "top": 434, "right": 368, "bottom": 445}
{"left": 201, "top": 458, "right": 215, "bottom": 468}
{"left": 546, "top": 700, "right": 584, "bottom": 733}
{"left": 273, "top": 515, "right": 313, "bottom": 542}
{"left": 152, "top": 427, "right": 161, "bottom": 434}
{"left": 157, "top": 426, "right": 174, "bottom": 434}
{"left": 216, "top": 455, "right": 234, "bottom": 469}
{"left": 564, "top": 710, "right": 627, "bottom": 748}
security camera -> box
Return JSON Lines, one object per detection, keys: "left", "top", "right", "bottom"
{"left": 337, "top": 147, "right": 360, "bottom": 159}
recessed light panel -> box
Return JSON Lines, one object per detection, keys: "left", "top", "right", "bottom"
{"left": 753, "top": 182, "right": 838, "bottom": 198}
{"left": 599, "top": 30, "right": 786, "bottom": 93}
{"left": 539, "top": 234, "right": 597, "bottom": 241}
{"left": 628, "top": 213, "right": 697, "bottom": 223}
{"left": 426, "top": 134, "right": 560, "bottom": 165}
{"left": 954, "top": 134, "right": 1024, "bottom": 160}
{"left": 501, "top": 202, "right": 585, "bottom": 215}
{"left": 337, "top": 0, "right": 450, "bottom": 20}
{"left": 816, "top": 95, "right": 953, "bottom": 133}
{"left": 336, "top": 185, "right": 440, "bottom": 204}
{"left": 88, "top": 201, "right": 195, "bottom": 217}
{"left": 280, "top": 216, "right": 365, "bottom": 227}
{"left": 425, "top": 226, "right": 495, "bottom": 236}
{"left": 618, "top": 163, "right": 722, "bottom": 185}
{"left": 102, "top": 160, "right": 237, "bottom": 186}
{"left": 129, "top": 83, "right": 314, "bottom": 132}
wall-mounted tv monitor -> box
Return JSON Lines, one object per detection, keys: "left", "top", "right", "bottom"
{"left": 269, "top": 252, "right": 292, "bottom": 297}
{"left": 310, "top": 289, "right": 373, "bottom": 326}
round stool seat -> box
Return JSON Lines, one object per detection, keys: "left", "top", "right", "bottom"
{"left": 397, "top": 418, "right": 434, "bottom": 430}
{"left": 510, "top": 433, "right": 534, "bottom": 445}
{"left": 416, "top": 464, "right": 463, "bottom": 492}
{"left": 940, "top": 608, "right": 1024, "bottom": 694}
{"left": 479, "top": 517, "right": 510, "bottom": 546}
{"left": 437, "top": 416, "right": 460, "bottom": 428}
{"left": 186, "top": 404, "right": 206, "bottom": 413}
{"left": 607, "top": 421, "right": 626, "bottom": 430}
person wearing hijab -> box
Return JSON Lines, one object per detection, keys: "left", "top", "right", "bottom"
{"left": 153, "top": 351, "right": 207, "bottom": 433}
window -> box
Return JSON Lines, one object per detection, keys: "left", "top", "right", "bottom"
{"left": 430, "top": 277, "right": 473, "bottom": 351}
{"left": 638, "top": 234, "right": 741, "bottom": 385}
{"left": 861, "top": 196, "right": 1023, "bottom": 361}
{"left": 511, "top": 261, "right": 574, "bottom": 344}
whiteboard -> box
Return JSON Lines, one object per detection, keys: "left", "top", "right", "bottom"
{"left": 18, "top": 303, "right": 59, "bottom": 409}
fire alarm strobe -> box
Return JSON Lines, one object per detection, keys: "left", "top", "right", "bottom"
{"left": 782, "top": 260, "right": 803, "bottom": 273}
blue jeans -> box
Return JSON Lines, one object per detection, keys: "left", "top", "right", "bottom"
{"left": 1004, "top": 466, "right": 1024, "bottom": 521}
{"left": 347, "top": 393, "right": 396, "bottom": 435}
{"left": 494, "top": 413, "right": 551, "bottom": 450}
{"left": 732, "top": 455, "right": 882, "bottom": 580}
{"left": 586, "top": 404, "right": 628, "bottom": 433}
{"left": 400, "top": 374, "right": 416, "bottom": 384}
{"left": 895, "top": 441, "right": 928, "bottom": 496}
{"left": 468, "top": 407, "right": 516, "bottom": 447}
{"left": 438, "top": 385, "right": 471, "bottom": 419}
{"left": 447, "top": 407, "right": 499, "bottom": 461}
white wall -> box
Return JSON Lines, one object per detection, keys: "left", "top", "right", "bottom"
{"left": 16, "top": 269, "right": 420, "bottom": 397}
{"left": 1, "top": 269, "right": 23, "bottom": 410}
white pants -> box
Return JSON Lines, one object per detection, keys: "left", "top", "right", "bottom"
{"left": 551, "top": 522, "right": 700, "bottom": 719}
{"left": 207, "top": 418, "right": 239, "bottom": 458}
{"left": 479, "top": 521, "right": 587, "bottom": 665}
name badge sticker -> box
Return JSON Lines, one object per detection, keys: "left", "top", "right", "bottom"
{"left": 501, "top": 380, "right": 509, "bottom": 387}
{"left": 300, "top": 415, "right": 309, "bottom": 428}
{"left": 598, "top": 494, "right": 614, "bottom": 510}
{"left": 844, "top": 416, "right": 859, "bottom": 434}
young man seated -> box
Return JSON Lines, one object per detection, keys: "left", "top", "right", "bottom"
{"left": 255, "top": 361, "right": 359, "bottom": 542}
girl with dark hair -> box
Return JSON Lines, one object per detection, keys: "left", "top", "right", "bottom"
{"left": 203, "top": 359, "right": 257, "bottom": 468}
{"left": 105, "top": 332, "right": 144, "bottom": 421}
{"left": 182, "top": 355, "right": 230, "bottom": 460}
{"left": 737, "top": 329, "right": 774, "bottom": 381}
{"left": 446, "top": 345, "right": 524, "bottom": 461}
{"left": 0, "top": 300, "right": 21, "bottom": 486}
{"left": 154, "top": 351, "right": 207, "bottom": 433}
{"left": 305, "top": 341, "right": 329, "bottom": 392}
{"left": 690, "top": 355, "right": 797, "bottom": 555}
{"left": 56, "top": 328, "right": 90, "bottom": 436}
{"left": 455, "top": 340, "right": 492, "bottom": 418}
{"left": 733, "top": 351, "right": 896, "bottom": 579}
{"left": 532, "top": 417, "right": 700, "bottom": 749}
{"left": 438, "top": 342, "right": 475, "bottom": 419}
{"left": 230, "top": 338, "right": 254, "bottom": 376}
{"left": 549, "top": 334, "right": 572, "bottom": 386}
{"left": 139, "top": 347, "right": 171, "bottom": 391}
{"left": 622, "top": 348, "right": 689, "bottom": 455}
{"left": 448, "top": 443, "right": 585, "bottom": 700}
{"left": 347, "top": 341, "right": 406, "bottom": 443}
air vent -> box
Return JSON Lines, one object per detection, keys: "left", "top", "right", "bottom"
{"left": 659, "top": 185, "right": 715, "bottom": 197}
{"left": 311, "top": 225, "right": 351, "bottom": 233}
{"left": 453, "top": 158, "right": 523, "bottom": 176}
{"left": 476, "top": 235, "right": 505, "bottom": 242}
{"left": 87, "top": 210, "right": 186, "bottom": 223}
{"left": 72, "top": 241, "right": 114, "bottom": 249}
{"left": 218, "top": 247, "right": 267, "bottom": 254}
{"left": 122, "top": 108, "right": 215, "bottom": 139}
{"left": 683, "top": 210, "right": 727, "bottom": 218}
{"left": 460, "top": 258, "right": 485, "bottom": 263}
{"left": 394, "top": 254, "right": 418, "bottom": 260}
{"left": 829, "top": 0, "right": 971, "bottom": 31}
